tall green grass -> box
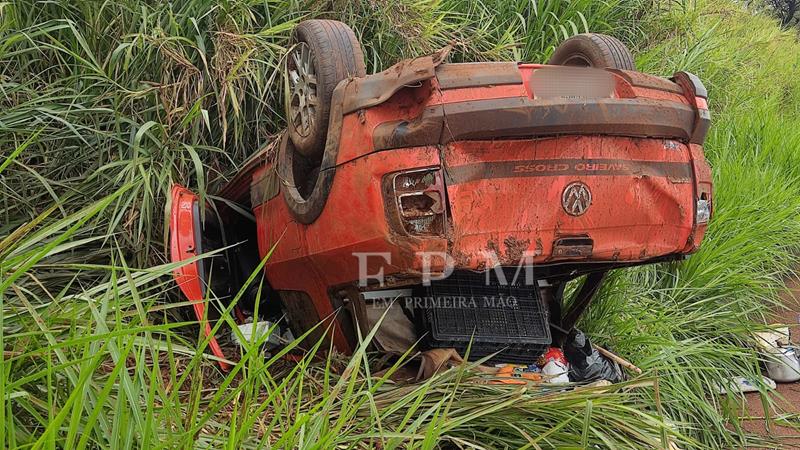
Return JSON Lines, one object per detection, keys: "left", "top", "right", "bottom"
{"left": 584, "top": 2, "right": 800, "bottom": 446}
{"left": 3, "top": 0, "right": 800, "bottom": 447}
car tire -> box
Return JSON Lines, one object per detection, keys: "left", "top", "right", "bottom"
{"left": 548, "top": 33, "right": 635, "bottom": 70}
{"left": 286, "top": 20, "right": 366, "bottom": 159}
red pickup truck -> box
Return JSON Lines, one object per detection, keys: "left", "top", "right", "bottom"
{"left": 170, "top": 21, "right": 712, "bottom": 367}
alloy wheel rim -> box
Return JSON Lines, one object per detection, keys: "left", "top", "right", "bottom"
{"left": 288, "top": 42, "right": 318, "bottom": 137}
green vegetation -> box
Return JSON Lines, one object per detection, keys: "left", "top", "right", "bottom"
{"left": 2, "top": 0, "right": 800, "bottom": 447}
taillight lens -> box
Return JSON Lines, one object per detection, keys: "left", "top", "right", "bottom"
{"left": 387, "top": 168, "right": 446, "bottom": 236}
{"left": 696, "top": 195, "right": 711, "bottom": 224}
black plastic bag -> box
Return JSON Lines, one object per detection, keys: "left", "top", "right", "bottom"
{"left": 564, "top": 329, "right": 623, "bottom": 383}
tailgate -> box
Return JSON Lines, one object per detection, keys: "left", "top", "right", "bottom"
{"left": 443, "top": 136, "right": 695, "bottom": 266}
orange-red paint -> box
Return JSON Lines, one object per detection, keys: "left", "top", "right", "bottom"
{"left": 169, "top": 185, "right": 231, "bottom": 370}
{"left": 169, "top": 61, "right": 713, "bottom": 358}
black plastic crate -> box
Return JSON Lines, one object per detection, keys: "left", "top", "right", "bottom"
{"left": 412, "top": 270, "right": 551, "bottom": 363}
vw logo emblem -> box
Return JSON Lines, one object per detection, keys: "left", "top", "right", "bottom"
{"left": 562, "top": 182, "right": 592, "bottom": 216}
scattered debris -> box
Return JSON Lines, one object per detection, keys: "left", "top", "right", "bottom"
{"left": 417, "top": 348, "right": 467, "bottom": 380}
{"left": 231, "top": 319, "right": 286, "bottom": 349}
{"left": 754, "top": 326, "right": 791, "bottom": 350}
{"left": 765, "top": 346, "right": 800, "bottom": 382}
{"left": 563, "top": 330, "right": 624, "bottom": 383}
{"left": 541, "top": 347, "right": 570, "bottom": 383}
{"left": 384, "top": 330, "right": 644, "bottom": 386}
{"left": 491, "top": 364, "right": 542, "bottom": 384}
{"left": 593, "top": 344, "right": 642, "bottom": 375}
{"left": 755, "top": 325, "right": 800, "bottom": 383}
{"left": 712, "top": 324, "right": 800, "bottom": 395}
{"left": 716, "top": 376, "right": 776, "bottom": 395}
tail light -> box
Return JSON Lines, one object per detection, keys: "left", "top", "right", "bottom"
{"left": 683, "top": 144, "right": 713, "bottom": 253}
{"left": 384, "top": 168, "right": 447, "bottom": 236}
{"left": 696, "top": 195, "right": 711, "bottom": 224}
{"left": 673, "top": 72, "right": 713, "bottom": 251}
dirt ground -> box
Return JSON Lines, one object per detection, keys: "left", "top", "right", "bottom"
{"left": 741, "top": 282, "right": 800, "bottom": 449}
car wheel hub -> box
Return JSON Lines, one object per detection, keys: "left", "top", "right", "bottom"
{"left": 289, "top": 43, "right": 318, "bottom": 137}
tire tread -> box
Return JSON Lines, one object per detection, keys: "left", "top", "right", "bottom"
{"left": 548, "top": 33, "right": 635, "bottom": 70}
{"left": 287, "top": 20, "right": 365, "bottom": 157}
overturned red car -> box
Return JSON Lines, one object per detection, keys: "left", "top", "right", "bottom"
{"left": 170, "top": 20, "right": 712, "bottom": 367}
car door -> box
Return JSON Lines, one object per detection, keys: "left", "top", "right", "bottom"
{"left": 169, "top": 185, "right": 232, "bottom": 370}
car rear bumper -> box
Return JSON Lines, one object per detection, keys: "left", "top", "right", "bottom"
{"left": 373, "top": 96, "right": 701, "bottom": 151}
{"left": 334, "top": 60, "right": 710, "bottom": 165}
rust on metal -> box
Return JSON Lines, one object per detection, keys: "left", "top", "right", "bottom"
{"left": 341, "top": 56, "right": 439, "bottom": 114}
{"left": 372, "top": 105, "right": 445, "bottom": 151}
{"left": 503, "top": 236, "right": 532, "bottom": 263}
